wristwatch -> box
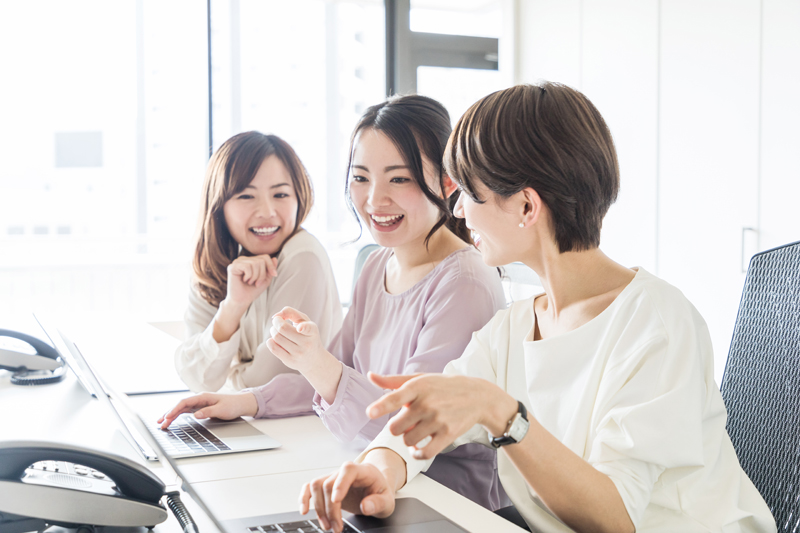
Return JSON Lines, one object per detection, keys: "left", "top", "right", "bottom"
{"left": 489, "top": 400, "right": 529, "bottom": 448}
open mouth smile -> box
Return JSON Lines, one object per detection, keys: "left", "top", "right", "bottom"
{"left": 369, "top": 214, "right": 404, "bottom": 228}
{"left": 250, "top": 226, "right": 279, "bottom": 236}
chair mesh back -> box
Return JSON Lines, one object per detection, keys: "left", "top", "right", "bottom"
{"left": 721, "top": 241, "right": 800, "bottom": 531}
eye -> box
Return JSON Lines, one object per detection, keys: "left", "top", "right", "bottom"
{"left": 236, "top": 193, "right": 254, "bottom": 200}
{"left": 352, "top": 175, "right": 368, "bottom": 183}
{"left": 390, "top": 177, "right": 411, "bottom": 184}
{"left": 274, "top": 192, "right": 290, "bottom": 199}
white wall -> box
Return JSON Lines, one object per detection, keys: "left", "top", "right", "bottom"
{"left": 516, "top": 0, "right": 800, "bottom": 384}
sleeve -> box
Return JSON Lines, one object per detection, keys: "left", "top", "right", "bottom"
{"left": 265, "top": 249, "right": 342, "bottom": 346}
{"left": 244, "top": 372, "right": 316, "bottom": 418}
{"left": 356, "top": 314, "right": 503, "bottom": 484}
{"left": 228, "top": 248, "right": 343, "bottom": 391}
{"left": 314, "top": 274, "right": 501, "bottom": 443}
{"left": 587, "top": 304, "right": 709, "bottom": 527}
{"left": 174, "top": 284, "right": 243, "bottom": 392}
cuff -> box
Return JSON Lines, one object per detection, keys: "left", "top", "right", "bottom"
{"left": 356, "top": 429, "right": 433, "bottom": 484}
{"left": 312, "top": 361, "right": 351, "bottom": 416}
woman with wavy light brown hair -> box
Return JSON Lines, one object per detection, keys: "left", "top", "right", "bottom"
{"left": 174, "top": 131, "right": 342, "bottom": 400}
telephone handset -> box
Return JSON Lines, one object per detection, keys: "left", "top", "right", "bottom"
{"left": 0, "top": 328, "right": 66, "bottom": 385}
{"left": 0, "top": 440, "right": 168, "bottom": 532}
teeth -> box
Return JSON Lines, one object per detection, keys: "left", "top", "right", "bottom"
{"left": 371, "top": 214, "right": 403, "bottom": 224}
{"left": 251, "top": 226, "right": 279, "bottom": 236}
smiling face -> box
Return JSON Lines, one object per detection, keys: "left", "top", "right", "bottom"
{"left": 454, "top": 183, "right": 520, "bottom": 267}
{"left": 223, "top": 155, "right": 298, "bottom": 256}
{"left": 348, "top": 129, "right": 444, "bottom": 250}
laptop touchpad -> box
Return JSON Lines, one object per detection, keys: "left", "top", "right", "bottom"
{"left": 366, "top": 521, "right": 465, "bottom": 533}
{"left": 197, "top": 417, "right": 264, "bottom": 438}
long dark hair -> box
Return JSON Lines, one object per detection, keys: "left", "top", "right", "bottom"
{"left": 345, "top": 94, "right": 471, "bottom": 246}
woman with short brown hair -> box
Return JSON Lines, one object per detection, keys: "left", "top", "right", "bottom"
{"left": 298, "top": 84, "right": 775, "bottom": 533}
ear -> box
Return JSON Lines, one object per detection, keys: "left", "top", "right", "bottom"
{"left": 441, "top": 174, "right": 459, "bottom": 199}
{"left": 518, "top": 187, "right": 544, "bottom": 228}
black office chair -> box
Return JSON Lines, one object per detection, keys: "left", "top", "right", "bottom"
{"left": 721, "top": 240, "right": 800, "bottom": 531}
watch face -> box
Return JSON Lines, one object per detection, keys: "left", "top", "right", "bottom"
{"left": 507, "top": 414, "right": 530, "bottom": 444}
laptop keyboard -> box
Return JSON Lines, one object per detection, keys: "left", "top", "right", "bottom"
{"left": 248, "top": 518, "right": 360, "bottom": 532}
{"left": 150, "top": 415, "right": 231, "bottom": 455}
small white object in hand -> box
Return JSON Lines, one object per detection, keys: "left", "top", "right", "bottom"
{"left": 414, "top": 435, "right": 432, "bottom": 449}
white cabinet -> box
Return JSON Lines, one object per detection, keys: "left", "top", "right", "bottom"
{"left": 517, "top": 0, "right": 798, "bottom": 385}
{"left": 760, "top": 0, "right": 800, "bottom": 252}
{"left": 658, "top": 0, "right": 761, "bottom": 382}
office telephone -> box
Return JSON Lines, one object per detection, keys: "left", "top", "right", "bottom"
{"left": 0, "top": 328, "right": 66, "bottom": 385}
{"left": 0, "top": 440, "right": 169, "bottom": 532}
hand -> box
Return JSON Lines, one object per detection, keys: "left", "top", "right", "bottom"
{"left": 366, "top": 372, "right": 517, "bottom": 460}
{"left": 298, "top": 462, "right": 397, "bottom": 533}
{"left": 225, "top": 254, "right": 279, "bottom": 310}
{"left": 156, "top": 392, "right": 258, "bottom": 430}
{"left": 266, "top": 307, "right": 327, "bottom": 374}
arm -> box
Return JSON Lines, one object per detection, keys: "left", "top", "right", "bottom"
{"left": 174, "top": 285, "right": 244, "bottom": 392}
{"left": 317, "top": 275, "right": 504, "bottom": 442}
{"left": 369, "top": 374, "right": 635, "bottom": 533}
{"left": 298, "top": 449, "right": 406, "bottom": 533}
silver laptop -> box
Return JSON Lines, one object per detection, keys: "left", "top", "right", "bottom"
{"left": 114, "top": 392, "right": 470, "bottom": 533}
{"left": 34, "top": 313, "right": 280, "bottom": 461}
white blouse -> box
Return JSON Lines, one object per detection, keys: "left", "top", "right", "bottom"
{"left": 175, "top": 229, "right": 343, "bottom": 392}
{"left": 364, "top": 268, "right": 775, "bottom": 532}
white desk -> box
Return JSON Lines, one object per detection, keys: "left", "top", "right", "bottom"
{"left": 1, "top": 319, "right": 524, "bottom": 533}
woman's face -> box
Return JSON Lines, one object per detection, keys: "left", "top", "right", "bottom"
{"left": 349, "top": 128, "right": 443, "bottom": 249}
{"left": 454, "top": 182, "right": 520, "bottom": 267}
{"left": 223, "top": 155, "right": 298, "bottom": 256}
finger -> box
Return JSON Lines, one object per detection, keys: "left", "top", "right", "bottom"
{"left": 273, "top": 306, "right": 310, "bottom": 324}
{"left": 368, "top": 372, "right": 420, "bottom": 390}
{"left": 324, "top": 475, "right": 343, "bottom": 533}
{"left": 266, "top": 337, "right": 292, "bottom": 360}
{"left": 330, "top": 462, "right": 360, "bottom": 504}
{"left": 272, "top": 316, "right": 308, "bottom": 343}
{"left": 311, "top": 477, "right": 331, "bottom": 531}
{"left": 360, "top": 493, "right": 393, "bottom": 518}
{"left": 384, "top": 405, "right": 426, "bottom": 438}
{"left": 265, "top": 255, "right": 278, "bottom": 278}
{"left": 400, "top": 416, "right": 438, "bottom": 448}
{"left": 159, "top": 397, "right": 206, "bottom": 429}
{"left": 254, "top": 260, "right": 268, "bottom": 287}
{"left": 366, "top": 387, "right": 419, "bottom": 420}
{"left": 299, "top": 482, "right": 312, "bottom": 515}
{"left": 410, "top": 432, "right": 451, "bottom": 460}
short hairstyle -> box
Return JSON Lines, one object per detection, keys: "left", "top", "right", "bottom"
{"left": 444, "top": 83, "right": 619, "bottom": 253}
{"left": 345, "top": 94, "right": 472, "bottom": 246}
{"left": 193, "top": 131, "right": 314, "bottom": 306}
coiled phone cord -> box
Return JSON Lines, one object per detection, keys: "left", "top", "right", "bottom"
{"left": 165, "top": 490, "right": 200, "bottom": 533}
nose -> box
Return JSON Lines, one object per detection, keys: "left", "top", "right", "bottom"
{"left": 257, "top": 196, "right": 277, "bottom": 219}
{"left": 453, "top": 191, "right": 465, "bottom": 219}
{"left": 367, "top": 180, "right": 391, "bottom": 208}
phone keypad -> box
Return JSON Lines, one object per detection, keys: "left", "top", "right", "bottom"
{"left": 30, "top": 460, "right": 111, "bottom": 481}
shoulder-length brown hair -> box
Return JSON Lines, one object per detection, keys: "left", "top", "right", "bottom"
{"left": 193, "top": 131, "right": 314, "bottom": 306}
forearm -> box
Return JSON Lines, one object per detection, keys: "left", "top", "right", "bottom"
{"left": 212, "top": 299, "right": 248, "bottom": 342}
{"left": 362, "top": 448, "right": 407, "bottom": 492}
{"left": 483, "top": 386, "right": 634, "bottom": 533}
{"left": 300, "top": 351, "right": 344, "bottom": 405}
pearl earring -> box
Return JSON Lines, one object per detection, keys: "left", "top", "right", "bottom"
{"left": 519, "top": 223, "right": 525, "bottom": 228}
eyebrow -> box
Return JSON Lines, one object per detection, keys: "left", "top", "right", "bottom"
{"left": 352, "top": 164, "right": 409, "bottom": 172}
{"left": 243, "top": 182, "right": 292, "bottom": 190}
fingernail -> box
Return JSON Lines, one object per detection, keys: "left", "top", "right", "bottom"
{"left": 362, "top": 501, "right": 375, "bottom": 514}
{"left": 272, "top": 316, "right": 282, "bottom": 327}
{"left": 368, "top": 407, "right": 378, "bottom": 418}
{"left": 195, "top": 411, "right": 204, "bottom": 418}
{"left": 413, "top": 449, "right": 424, "bottom": 459}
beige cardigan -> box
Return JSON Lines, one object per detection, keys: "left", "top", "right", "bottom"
{"left": 175, "top": 229, "right": 343, "bottom": 392}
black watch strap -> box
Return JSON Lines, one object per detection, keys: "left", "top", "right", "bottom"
{"left": 490, "top": 401, "right": 528, "bottom": 448}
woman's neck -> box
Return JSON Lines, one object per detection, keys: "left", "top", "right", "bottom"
{"left": 524, "top": 244, "right": 635, "bottom": 331}
{"left": 384, "top": 226, "right": 468, "bottom": 295}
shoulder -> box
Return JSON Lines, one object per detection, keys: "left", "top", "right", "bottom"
{"left": 276, "top": 229, "right": 332, "bottom": 274}
{"left": 621, "top": 268, "right": 703, "bottom": 328}
{"left": 434, "top": 246, "right": 502, "bottom": 288}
